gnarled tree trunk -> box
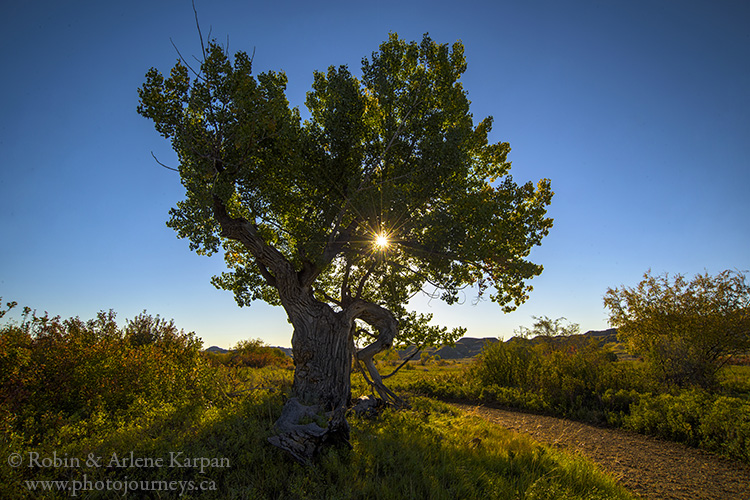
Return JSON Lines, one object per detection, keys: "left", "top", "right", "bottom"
{"left": 268, "top": 294, "right": 403, "bottom": 462}
{"left": 289, "top": 300, "right": 353, "bottom": 411}
{"left": 267, "top": 296, "right": 355, "bottom": 462}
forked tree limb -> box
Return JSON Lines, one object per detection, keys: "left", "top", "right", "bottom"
{"left": 344, "top": 300, "right": 406, "bottom": 406}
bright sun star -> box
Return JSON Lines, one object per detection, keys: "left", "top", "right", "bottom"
{"left": 375, "top": 234, "right": 389, "bottom": 249}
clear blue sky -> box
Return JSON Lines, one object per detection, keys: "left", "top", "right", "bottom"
{"left": 1, "top": 0, "right": 748, "bottom": 348}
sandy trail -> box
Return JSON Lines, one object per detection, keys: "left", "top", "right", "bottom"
{"left": 451, "top": 402, "right": 750, "bottom": 500}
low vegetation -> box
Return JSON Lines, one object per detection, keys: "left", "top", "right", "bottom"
{"left": 405, "top": 336, "right": 750, "bottom": 463}
{"left": 0, "top": 304, "right": 633, "bottom": 499}
{"left": 401, "top": 270, "right": 750, "bottom": 463}
{"left": 203, "top": 338, "right": 292, "bottom": 369}
{"left": 0, "top": 307, "right": 212, "bottom": 446}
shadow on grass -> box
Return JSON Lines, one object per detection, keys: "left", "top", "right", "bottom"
{"left": 2, "top": 394, "right": 634, "bottom": 500}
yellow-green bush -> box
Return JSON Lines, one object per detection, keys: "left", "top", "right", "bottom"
{"left": 469, "top": 337, "right": 649, "bottom": 422}
{"left": 0, "top": 308, "right": 214, "bottom": 443}
{"left": 623, "top": 389, "right": 750, "bottom": 461}
{"left": 204, "top": 338, "right": 291, "bottom": 369}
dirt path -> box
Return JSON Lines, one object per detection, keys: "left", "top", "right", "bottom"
{"left": 451, "top": 402, "right": 750, "bottom": 500}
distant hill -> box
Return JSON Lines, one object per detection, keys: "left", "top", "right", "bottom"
{"left": 506, "top": 328, "right": 619, "bottom": 348}
{"left": 397, "top": 337, "right": 499, "bottom": 360}
{"left": 205, "top": 329, "right": 620, "bottom": 361}
{"left": 434, "top": 337, "right": 500, "bottom": 359}
{"left": 396, "top": 329, "right": 620, "bottom": 360}
{"left": 204, "top": 345, "right": 293, "bottom": 357}
{"left": 582, "top": 328, "right": 618, "bottom": 341}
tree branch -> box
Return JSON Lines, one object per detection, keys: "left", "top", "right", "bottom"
{"left": 345, "top": 299, "right": 404, "bottom": 405}
{"left": 315, "top": 288, "right": 341, "bottom": 307}
{"left": 341, "top": 259, "right": 352, "bottom": 303}
{"left": 355, "top": 262, "right": 377, "bottom": 300}
{"left": 211, "top": 194, "right": 300, "bottom": 298}
{"left": 255, "top": 259, "right": 277, "bottom": 287}
{"left": 381, "top": 340, "right": 428, "bottom": 379}
{"left": 150, "top": 151, "right": 179, "bottom": 172}
{"left": 192, "top": 0, "right": 207, "bottom": 61}
{"left": 170, "top": 38, "right": 204, "bottom": 81}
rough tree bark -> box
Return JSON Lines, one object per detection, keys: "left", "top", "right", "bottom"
{"left": 267, "top": 299, "right": 355, "bottom": 462}
{"left": 268, "top": 295, "right": 404, "bottom": 462}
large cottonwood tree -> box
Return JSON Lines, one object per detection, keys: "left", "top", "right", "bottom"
{"left": 138, "top": 33, "right": 553, "bottom": 460}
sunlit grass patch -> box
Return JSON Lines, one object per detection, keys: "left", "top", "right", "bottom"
{"left": 719, "top": 364, "right": 750, "bottom": 398}
{"left": 343, "top": 397, "right": 632, "bottom": 500}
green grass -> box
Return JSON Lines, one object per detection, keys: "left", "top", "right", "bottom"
{"left": 345, "top": 397, "right": 631, "bottom": 500}
{"left": 1, "top": 393, "right": 633, "bottom": 499}
{"left": 718, "top": 365, "right": 750, "bottom": 399}
{"left": 2, "top": 361, "right": 634, "bottom": 500}
{"left": 354, "top": 358, "right": 471, "bottom": 393}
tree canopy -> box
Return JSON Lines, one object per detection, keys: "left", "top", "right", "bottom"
{"left": 604, "top": 269, "right": 750, "bottom": 387}
{"left": 137, "top": 33, "right": 553, "bottom": 350}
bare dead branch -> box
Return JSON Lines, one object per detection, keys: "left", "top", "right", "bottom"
{"left": 192, "top": 0, "right": 206, "bottom": 60}
{"left": 151, "top": 151, "right": 179, "bottom": 172}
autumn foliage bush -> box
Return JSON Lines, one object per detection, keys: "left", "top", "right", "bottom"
{"left": 0, "top": 304, "right": 213, "bottom": 442}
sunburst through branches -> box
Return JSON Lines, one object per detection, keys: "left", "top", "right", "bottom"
{"left": 374, "top": 233, "right": 389, "bottom": 249}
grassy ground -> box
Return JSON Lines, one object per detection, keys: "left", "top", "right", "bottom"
{"left": 2, "top": 363, "right": 635, "bottom": 499}
{"left": 719, "top": 365, "right": 750, "bottom": 399}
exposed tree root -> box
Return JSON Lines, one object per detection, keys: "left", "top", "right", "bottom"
{"left": 349, "top": 395, "right": 386, "bottom": 418}
{"left": 267, "top": 398, "right": 350, "bottom": 464}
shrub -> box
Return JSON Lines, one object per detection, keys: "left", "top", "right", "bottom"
{"left": 0, "top": 307, "right": 214, "bottom": 443}
{"left": 420, "top": 351, "right": 432, "bottom": 365}
{"left": 699, "top": 395, "right": 750, "bottom": 461}
{"left": 623, "top": 389, "right": 750, "bottom": 462}
{"left": 604, "top": 270, "right": 750, "bottom": 388}
{"left": 472, "top": 339, "right": 534, "bottom": 388}
{"left": 470, "top": 337, "right": 628, "bottom": 421}
{"left": 204, "top": 338, "right": 292, "bottom": 368}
